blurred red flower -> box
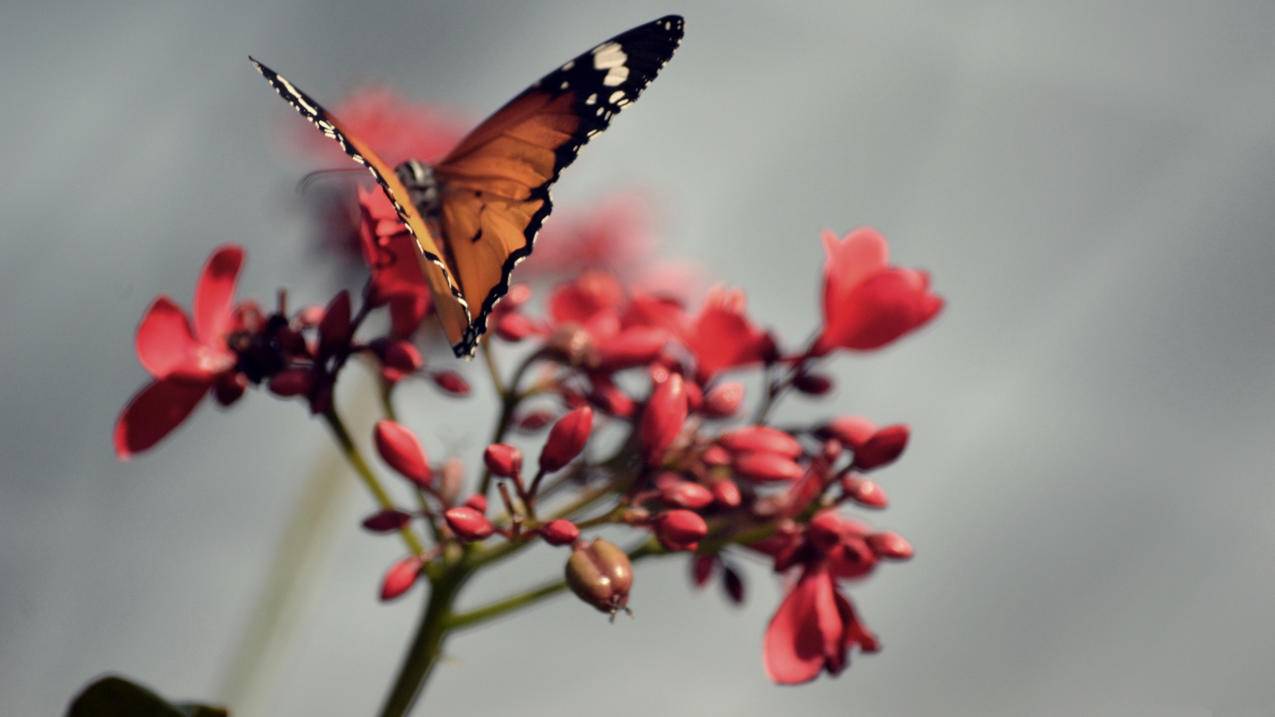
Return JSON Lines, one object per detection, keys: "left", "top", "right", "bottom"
{"left": 681, "top": 287, "right": 771, "bottom": 380}
{"left": 114, "top": 246, "right": 246, "bottom": 459}
{"left": 301, "top": 88, "right": 464, "bottom": 167}
{"left": 813, "top": 228, "right": 943, "bottom": 354}
{"left": 763, "top": 565, "right": 879, "bottom": 684}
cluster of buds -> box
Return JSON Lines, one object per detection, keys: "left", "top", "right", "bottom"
{"left": 115, "top": 89, "right": 943, "bottom": 688}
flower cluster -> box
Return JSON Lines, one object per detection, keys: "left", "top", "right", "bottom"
{"left": 114, "top": 88, "right": 943, "bottom": 701}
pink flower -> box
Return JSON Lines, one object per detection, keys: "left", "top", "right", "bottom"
{"left": 813, "top": 228, "right": 943, "bottom": 354}
{"left": 114, "top": 246, "right": 245, "bottom": 459}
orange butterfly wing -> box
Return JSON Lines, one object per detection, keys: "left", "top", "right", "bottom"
{"left": 249, "top": 58, "right": 473, "bottom": 348}
{"left": 433, "top": 15, "right": 684, "bottom": 356}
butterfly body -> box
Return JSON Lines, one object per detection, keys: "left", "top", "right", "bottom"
{"left": 253, "top": 15, "right": 684, "bottom": 357}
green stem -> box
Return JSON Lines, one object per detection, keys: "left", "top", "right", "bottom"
{"left": 322, "top": 405, "right": 426, "bottom": 556}
{"left": 377, "top": 568, "right": 470, "bottom": 717}
{"left": 477, "top": 350, "right": 548, "bottom": 495}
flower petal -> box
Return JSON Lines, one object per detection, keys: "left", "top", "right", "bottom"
{"left": 764, "top": 567, "right": 840, "bottom": 685}
{"left": 114, "top": 378, "right": 210, "bottom": 459}
{"left": 193, "top": 245, "right": 244, "bottom": 344}
{"left": 135, "top": 297, "right": 201, "bottom": 379}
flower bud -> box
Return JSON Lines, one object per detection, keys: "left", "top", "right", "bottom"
{"left": 807, "top": 510, "right": 848, "bottom": 553}
{"left": 565, "top": 538, "right": 633, "bottom": 615}
{"left": 374, "top": 420, "right": 432, "bottom": 487}
{"left": 590, "top": 382, "right": 635, "bottom": 418}
{"left": 867, "top": 531, "right": 913, "bottom": 560}
{"left": 438, "top": 457, "right": 464, "bottom": 506}
{"left": 792, "top": 371, "right": 834, "bottom": 395}
{"left": 683, "top": 380, "right": 703, "bottom": 413}
{"left": 483, "top": 443, "right": 522, "bottom": 478}
{"left": 721, "top": 565, "right": 745, "bottom": 604}
{"left": 654, "top": 509, "right": 708, "bottom": 552}
{"left": 267, "top": 367, "right": 314, "bottom": 397}
{"left": 596, "top": 327, "right": 669, "bottom": 371}
{"left": 732, "top": 452, "right": 804, "bottom": 482}
{"left": 361, "top": 509, "right": 413, "bottom": 533}
{"left": 296, "top": 304, "right": 325, "bottom": 327}
{"left": 375, "top": 338, "right": 423, "bottom": 380}
{"left": 380, "top": 556, "right": 423, "bottom": 601}
{"left": 842, "top": 476, "right": 888, "bottom": 508}
{"left": 701, "top": 444, "right": 731, "bottom": 467}
{"left": 821, "top": 416, "right": 876, "bottom": 450}
{"left": 515, "top": 410, "right": 554, "bottom": 433}
{"left": 854, "top": 424, "right": 909, "bottom": 471}
{"left": 431, "top": 370, "right": 471, "bottom": 396}
{"left": 539, "top": 406, "right": 593, "bottom": 472}
{"left": 317, "top": 290, "right": 352, "bottom": 359}
{"left": 540, "top": 518, "right": 580, "bottom": 546}
{"left": 495, "top": 312, "right": 537, "bottom": 342}
{"left": 640, "top": 373, "right": 687, "bottom": 464}
{"left": 691, "top": 554, "right": 716, "bottom": 587}
{"left": 548, "top": 324, "right": 595, "bottom": 366}
{"left": 655, "top": 474, "right": 713, "bottom": 510}
{"left": 463, "top": 494, "right": 488, "bottom": 513}
{"left": 702, "top": 382, "right": 744, "bottom": 418}
{"left": 444, "top": 506, "right": 494, "bottom": 541}
{"left": 718, "top": 426, "right": 803, "bottom": 459}
{"left": 711, "top": 479, "right": 742, "bottom": 508}
{"left": 499, "top": 283, "right": 533, "bottom": 312}
{"left": 213, "top": 372, "right": 247, "bottom": 406}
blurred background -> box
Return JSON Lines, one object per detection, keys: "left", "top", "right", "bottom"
{"left": 4, "top": 1, "right": 1275, "bottom": 714}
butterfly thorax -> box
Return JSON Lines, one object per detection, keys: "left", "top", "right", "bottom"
{"left": 394, "top": 160, "right": 442, "bottom": 219}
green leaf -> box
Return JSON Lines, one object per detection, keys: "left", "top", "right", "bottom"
{"left": 67, "top": 675, "right": 228, "bottom": 717}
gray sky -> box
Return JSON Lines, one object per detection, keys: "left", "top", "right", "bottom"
{"left": 3, "top": 1, "right": 1274, "bottom": 715}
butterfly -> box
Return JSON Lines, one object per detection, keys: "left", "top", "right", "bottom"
{"left": 251, "top": 15, "right": 684, "bottom": 358}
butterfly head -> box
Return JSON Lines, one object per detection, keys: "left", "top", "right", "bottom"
{"left": 395, "top": 160, "right": 441, "bottom": 218}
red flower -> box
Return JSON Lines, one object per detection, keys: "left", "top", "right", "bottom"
{"left": 813, "top": 228, "right": 943, "bottom": 354}
{"left": 302, "top": 88, "right": 464, "bottom": 167}
{"left": 682, "top": 287, "right": 771, "bottom": 380}
{"left": 357, "top": 187, "right": 433, "bottom": 317}
{"left": 763, "top": 565, "right": 879, "bottom": 684}
{"left": 114, "top": 246, "right": 244, "bottom": 459}
{"left": 520, "top": 193, "right": 657, "bottom": 279}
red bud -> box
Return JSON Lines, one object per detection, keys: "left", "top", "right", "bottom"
{"left": 463, "top": 494, "right": 488, "bottom": 513}
{"left": 842, "top": 476, "right": 888, "bottom": 508}
{"left": 854, "top": 424, "right": 909, "bottom": 470}
{"left": 639, "top": 373, "right": 687, "bottom": 464}
{"left": 718, "top": 426, "right": 803, "bottom": 459}
{"left": 515, "top": 410, "right": 554, "bottom": 433}
{"left": 374, "top": 420, "right": 432, "bottom": 487}
{"left": 213, "top": 372, "right": 247, "bottom": 406}
{"left": 655, "top": 474, "right": 713, "bottom": 510}
{"left": 376, "top": 338, "right": 423, "bottom": 379}
{"left": 483, "top": 443, "right": 522, "bottom": 478}
{"left": 317, "top": 290, "right": 352, "bottom": 359}
{"left": 701, "top": 444, "right": 731, "bottom": 467}
{"left": 683, "top": 380, "right": 703, "bottom": 413}
{"left": 822, "top": 416, "right": 876, "bottom": 450}
{"left": 596, "top": 327, "right": 669, "bottom": 371}
{"left": 495, "top": 312, "right": 537, "bottom": 342}
{"left": 867, "top": 531, "right": 913, "bottom": 560}
{"left": 732, "top": 452, "right": 804, "bottom": 482}
{"left": 540, "top": 518, "right": 580, "bottom": 546}
{"left": 539, "top": 406, "right": 593, "bottom": 472}
{"left": 702, "top": 382, "right": 744, "bottom": 418}
{"left": 590, "top": 382, "right": 635, "bottom": 418}
{"left": 431, "top": 370, "right": 471, "bottom": 396}
{"left": 444, "top": 506, "right": 494, "bottom": 541}
{"left": 566, "top": 538, "right": 633, "bottom": 614}
{"left": 362, "top": 509, "right": 413, "bottom": 533}
{"left": 654, "top": 509, "right": 708, "bottom": 552}
{"left": 379, "top": 556, "right": 423, "bottom": 601}
{"left": 692, "top": 554, "right": 716, "bottom": 587}
{"left": 793, "top": 371, "right": 834, "bottom": 395}
{"left": 267, "top": 368, "right": 314, "bottom": 397}
{"left": 711, "top": 479, "right": 742, "bottom": 507}
{"left": 721, "top": 565, "right": 745, "bottom": 604}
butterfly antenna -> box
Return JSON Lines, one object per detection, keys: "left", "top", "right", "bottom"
{"left": 296, "top": 167, "right": 367, "bottom": 195}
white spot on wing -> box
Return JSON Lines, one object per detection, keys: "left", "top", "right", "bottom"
{"left": 608, "top": 90, "right": 625, "bottom": 104}
{"left": 603, "top": 65, "right": 629, "bottom": 87}
{"left": 592, "top": 42, "right": 626, "bottom": 70}
{"left": 585, "top": 93, "right": 597, "bottom": 105}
